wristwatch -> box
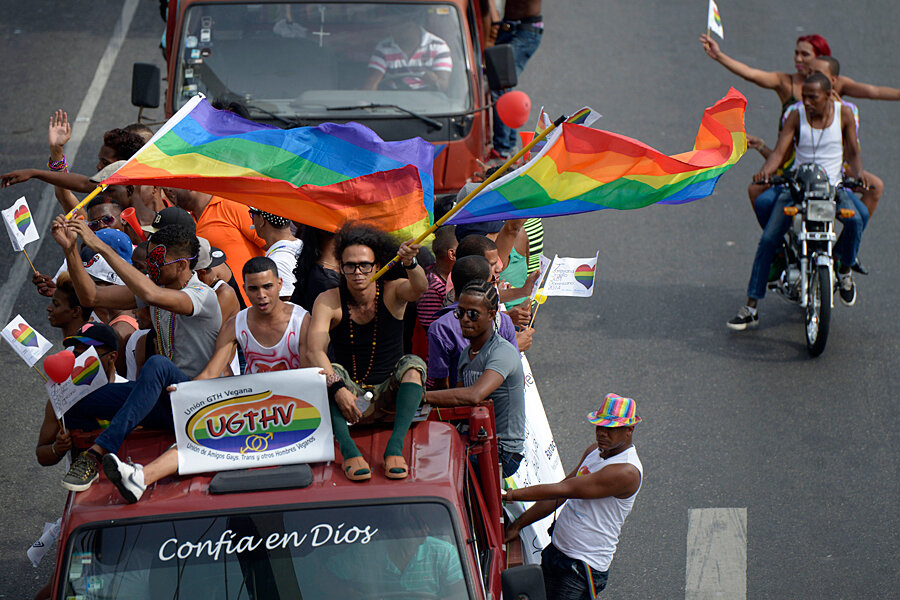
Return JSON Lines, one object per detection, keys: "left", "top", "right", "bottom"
{"left": 402, "top": 257, "right": 418, "bottom": 269}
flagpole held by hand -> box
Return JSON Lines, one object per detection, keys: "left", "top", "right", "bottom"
{"left": 64, "top": 184, "right": 107, "bottom": 221}
{"left": 369, "top": 115, "right": 568, "bottom": 283}
{"left": 528, "top": 290, "right": 548, "bottom": 329}
{"left": 22, "top": 249, "right": 38, "bottom": 276}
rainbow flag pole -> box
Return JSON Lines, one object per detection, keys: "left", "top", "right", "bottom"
{"left": 370, "top": 115, "right": 567, "bottom": 282}
{"left": 64, "top": 184, "right": 108, "bottom": 221}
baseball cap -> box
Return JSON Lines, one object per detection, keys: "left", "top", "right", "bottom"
{"left": 195, "top": 237, "right": 228, "bottom": 270}
{"left": 83, "top": 253, "right": 124, "bottom": 285}
{"left": 63, "top": 322, "right": 119, "bottom": 352}
{"left": 143, "top": 206, "right": 196, "bottom": 234}
{"left": 95, "top": 228, "right": 133, "bottom": 263}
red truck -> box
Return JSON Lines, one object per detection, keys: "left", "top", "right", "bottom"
{"left": 51, "top": 406, "right": 543, "bottom": 599}
{"left": 133, "top": 0, "right": 518, "bottom": 203}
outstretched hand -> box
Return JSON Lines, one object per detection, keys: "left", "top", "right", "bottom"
{"left": 0, "top": 169, "right": 36, "bottom": 187}
{"left": 49, "top": 110, "right": 72, "bottom": 149}
{"left": 50, "top": 215, "right": 77, "bottom": 253}
{"left": 699, "top": 33, "right": 721, "bottom": 60}
{"left": 67, "top": 219, "right": 104, "bottom": 252}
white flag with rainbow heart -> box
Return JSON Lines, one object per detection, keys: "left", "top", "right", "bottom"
{"left": 542, "top": 253, "right": 599, "bottom": 298}
{"left": 2, "top": 197, "right": 40, "bottom": 251}
{"left": 1, "top": 315, "right": 53, "bottom": 367}
{"left": 46, "top": 346, "right": 109, "bottom": 419}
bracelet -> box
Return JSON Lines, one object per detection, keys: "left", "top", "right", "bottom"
{"left": 325, "top": 372, "right": 342, "bottom": 387}
{"left": 48, "top": 155, "right": 68, "bottom": 172}
{"left": 327, "top": 380, "right": 346, "bottom": 401}
{"left": 51, "top": 442, "right": 62, "bottom": 458}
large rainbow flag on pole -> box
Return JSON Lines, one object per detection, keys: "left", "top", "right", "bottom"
{"left": 447, "top": 88, "right": 746, "bottom": 224}
{"left": 103, "top": 96, "right": 434, "bottom": 238}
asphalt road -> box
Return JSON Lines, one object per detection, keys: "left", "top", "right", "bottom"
{"left": 0, "top": 1, "right": 898, "bottom": 598}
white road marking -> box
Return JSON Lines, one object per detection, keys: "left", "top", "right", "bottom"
{"left": 0, "top": 0, "right": 140, "bottom": 325}
{"left": 685, "top": 508, "right": 747, "bottom": 600}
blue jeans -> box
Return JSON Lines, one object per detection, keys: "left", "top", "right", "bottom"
{"left": 754, "top": 186, "right": 869, "bottom": 230}
{"left": 747, "top": 188, "right": 863, "bottom": 300}
{"left": 499, "top": 449, "right": 524, "bottom": 478}
{"left": 541, "top": 542, "right": 609, "bottom": 599}
{"left": 88, "top": 355, "right": 189, "bottom": 452}
{"left": 492, "top": 28, "right": 543, "bottom": 154}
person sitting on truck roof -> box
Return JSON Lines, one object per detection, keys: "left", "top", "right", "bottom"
{"left": 503, "top": 394, "right": 643, "bottom": 598}
{"left": 308, "top": 222, "right": 428, "bottom": 482}
{"left": 103, "top": 256, "right": 312, "bottom": 503}
{"left": 362, "top": 10, "right": 453, "bottom": 93}
{"left": 51, "top": 219, "right": 221, "bottom": 492}
{"left": 426, "top": 255, "right": 518, "bottom": 389}
{"left": 427, "top": 279, "right": 526, "bottom": 478}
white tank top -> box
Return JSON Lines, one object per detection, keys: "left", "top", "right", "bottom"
{"left": 795, "top": 101, "right": 843, "bottom": 184}
{"left": 234, "top": 302, "right": 307, "bottom": 374}
{"left": 551, "top": 445, "right": 643, "bottom": 572}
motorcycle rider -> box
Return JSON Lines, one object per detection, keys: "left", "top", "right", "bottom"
{"left": 727, "top": 72, "right": 866, "bottom": 330}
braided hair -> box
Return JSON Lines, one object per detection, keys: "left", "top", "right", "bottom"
{"left": 459, "top": 279, "right": 499, "bottom": 313}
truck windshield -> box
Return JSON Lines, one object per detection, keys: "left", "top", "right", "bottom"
{"left": 174, "top": 2, "right": 472, "bottom": 122}
{"left": 61, "top": 502, "right": 469, "bottom": 599}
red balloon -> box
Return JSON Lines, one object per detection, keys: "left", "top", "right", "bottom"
{"left": 45, "top": 350, "right": 76, "bottom": 384}
{"left": 496, "top": 90, "right": 532, "bottom": 129}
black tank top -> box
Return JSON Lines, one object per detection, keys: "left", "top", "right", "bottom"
{"left": 332, "top": 281, "right": 404, "bottom": 385}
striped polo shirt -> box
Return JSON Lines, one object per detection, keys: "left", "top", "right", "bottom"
{"left": 368, "top": 28, "right": 452, "bottom": 90}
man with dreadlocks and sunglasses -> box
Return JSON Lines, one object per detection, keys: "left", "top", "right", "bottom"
{"left": 50, "top": 217, "right": 221, "bottom": 492}
{"left": 308, "top": 222, "right": 428, "bottom": 482}
{"left": 426, "top": 279, "right": 526, "bottom": 478}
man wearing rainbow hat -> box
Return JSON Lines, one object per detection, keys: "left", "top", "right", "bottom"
{"left": 503, "top": 393, "right": 643, "bottom": 598}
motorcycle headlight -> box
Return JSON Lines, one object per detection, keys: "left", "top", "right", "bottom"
{"left": 807, "top": 200, "right": 836, "bottom": 222}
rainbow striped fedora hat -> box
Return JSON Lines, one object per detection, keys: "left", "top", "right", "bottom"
{"left": 587, "top": 393, "right": 642, "bottom": 427}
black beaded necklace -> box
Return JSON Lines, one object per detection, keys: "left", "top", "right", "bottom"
{"left": 348, "top": 281, "right": 380, "bottom": 384}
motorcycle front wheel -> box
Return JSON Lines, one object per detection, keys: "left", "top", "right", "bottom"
{"left": 805, "top": 264, "right": 831, "bottom": 357}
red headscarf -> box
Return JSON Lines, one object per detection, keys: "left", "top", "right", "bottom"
{"left": 797, "top": 34, "right": 831, "bottom": 57}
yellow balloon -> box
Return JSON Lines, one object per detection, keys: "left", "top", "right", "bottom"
{"left": 534, "top": 290, "right": 548, "bottom": 304}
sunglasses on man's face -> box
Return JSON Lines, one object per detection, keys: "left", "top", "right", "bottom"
{"left": 146, "top": 245, "right": 195, "bottom": 282}
{"left": 341, "top": 262, "right": 376, "bottom": 275}
{"left": 87, "top": 215, "right": 116, "bottom": 231}
{"left": 453, "top": 307, "right": 483, "bottom": 322}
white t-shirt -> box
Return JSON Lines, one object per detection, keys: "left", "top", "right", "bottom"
{"left": 265, "top": 239, "right": 303, "bottom": 298}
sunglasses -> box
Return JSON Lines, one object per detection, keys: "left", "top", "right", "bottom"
{"left": 146, "top": 245, "right": 196, "bottom": 283}
{"left": 341, "top": 261, "right": 376, "bottom": 275}
{"left": 87, "top": 215, "right": 117, "bottom": 231}
{"left": 453, "top": 307, "right": 483, "bottom": 321}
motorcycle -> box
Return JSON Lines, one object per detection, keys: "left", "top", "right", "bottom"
{"left": 761, "top": 163, "right": 863, "bottom": 357}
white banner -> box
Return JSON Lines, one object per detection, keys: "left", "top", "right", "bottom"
{"left": 504, "top": 354, "right": 567, "bottom": 564}
{"left": 171, "top": 368, "right": 334, "bottom": 475}
{"left": 1, "top": 314, "right": 53, "bottom": 368}
{"left": 46, "top": 347, "right": 109, "bottom": 419}
{"left": 543, "top": 253, "right": 599, "bottom": 298}
{"left": 1, "top": 197, "right": 40, "bottom": 252}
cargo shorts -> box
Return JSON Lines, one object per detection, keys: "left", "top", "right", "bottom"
{"left": 331, "top": 354, "right": 427, "bottom": 422}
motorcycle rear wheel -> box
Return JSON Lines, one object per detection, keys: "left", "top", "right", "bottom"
{"left": 805, "top": 264, "right": 831, "bottom": 357}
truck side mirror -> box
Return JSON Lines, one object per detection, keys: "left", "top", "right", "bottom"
{"left": 484, "top": 44, "right": 518, "bottom": 91}
{"left": 132, "top": 63, "right": 161, "bottom": 109}
{"left": 501, "top": 564, "right": 546, "bottom": 600}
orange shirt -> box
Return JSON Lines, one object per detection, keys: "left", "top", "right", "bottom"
{"left": 194, "top": 196, "right": 265, "bottom": 304}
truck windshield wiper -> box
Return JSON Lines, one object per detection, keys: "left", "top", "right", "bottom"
{"left": 326, "top": 103, "right": 443, "bottom": 131}
{"left": 244, "top": 104, "right": 307, "bottom": 128}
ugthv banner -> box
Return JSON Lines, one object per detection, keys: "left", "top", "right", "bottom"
{"left": 171, "top": 368, "right": 334, "bottom": 475}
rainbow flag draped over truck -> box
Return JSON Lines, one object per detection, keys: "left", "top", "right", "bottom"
{"left": 447, "top": 88, "right": 747, "bottom": 224}
{"left": 103, "top": 96, "right": 434, "bottom": 238}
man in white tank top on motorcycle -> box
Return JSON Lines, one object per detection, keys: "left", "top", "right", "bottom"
{"left": 503, "top": 394, "right": 643, "bottom": 598}
{"left": 102, "top": 256, "right": 311, "bottom": 503}
{"left": 728, "top": 72, "right": 867, "bottom": 330}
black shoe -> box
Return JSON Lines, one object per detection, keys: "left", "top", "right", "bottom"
{"left": 62, "top": 451, "right": 100, "bottom": 492}
{"left": 727, "top": 306, "right": 759, "bottom": 331}
{"left": 838, "top": 274, "right": 857, "bottom": 306}
{"left": 851, "top": 259, "right": 868, "bottom": 275}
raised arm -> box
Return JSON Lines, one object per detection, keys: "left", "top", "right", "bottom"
{"left": 52, "top": 216, "right": 137, "bottom": 310}
{"left": 699, "top": 34, "right": 791, "bottom": 98}
{"left": 48, "top": 110, "right": 81, "bottom": 213}
{"left": 390, "top": 240, "right": 427, "bottom": 303}
{"left": 69, "top": 219, "right": 195, "bottom": 315}
{"left": 837, "top": 75, "right": 900, "bottom": 101}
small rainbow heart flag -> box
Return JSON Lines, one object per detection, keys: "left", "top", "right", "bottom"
{"left": 1, "top": 314, "right": 52, "bottom": 367}
{"left": 2, "top": 197, "right": 40, "bottom": 251}
{"left": 543, "top": 253, "right": 599, "bottom": 298}
{"left": 708, "top": 0, "right": 724, "bottom": 39}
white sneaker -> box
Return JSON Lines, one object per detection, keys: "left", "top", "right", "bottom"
{"left": 838, "top": 273, "right": 857, "bottom": 306}
{"left": 102, "top": 454, "right": 146, "bottom": 504}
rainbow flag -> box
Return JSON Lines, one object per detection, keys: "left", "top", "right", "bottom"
{"left": 103, "top": 96, "right": 434, "bottom": 238}
{"left": 448, "top": 89, "right": 746, "bottom": 224}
